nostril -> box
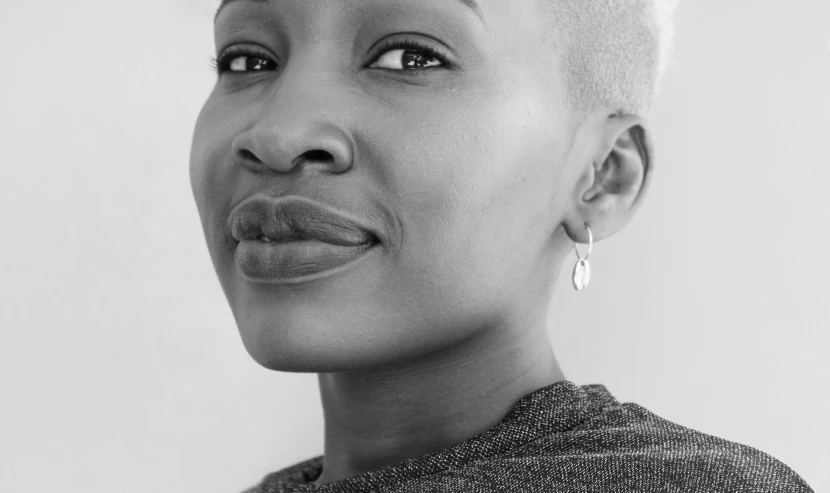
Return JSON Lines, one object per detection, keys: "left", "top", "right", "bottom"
{"left": 303, "top": 149, "right": 332, "bottom": 162}
{"left": 240, "top": 149, "right": 259, "bottom": 162}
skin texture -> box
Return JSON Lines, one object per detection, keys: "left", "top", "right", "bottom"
{"left": 190, "top": 0, "right": 654, "bottom": 485}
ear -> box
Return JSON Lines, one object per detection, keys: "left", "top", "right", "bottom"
{"left": 564, "top": 114, "right": 655, "bottom": 244}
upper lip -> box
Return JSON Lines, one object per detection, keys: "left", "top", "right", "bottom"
{"left": 229, "top": 195, "right": 379, "bottom": 247}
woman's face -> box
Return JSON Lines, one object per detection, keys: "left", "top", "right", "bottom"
{"left": 190, "top": 0, "right": 579, "bottom": 372}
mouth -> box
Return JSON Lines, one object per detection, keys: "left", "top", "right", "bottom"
{"left": 234, "top": 236, "right": 379, "bottom": 283}
{"left": 228, "top": 195, "right": 381, "bottom": 283}
{"left": 246, "top": 233, "right": 378, "bottom": 247}
{"left": 241, "top": 232, "right": 379, "bottom": 246}
{"left": 229, "top": 195, "right": 379, "bottom": 247}
{"left": 252, "top": 234, "right": 304, "bottom": 243}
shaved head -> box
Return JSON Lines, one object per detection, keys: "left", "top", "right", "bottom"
{"left": 539, "top": 0, "right": 679, "bottom": 116}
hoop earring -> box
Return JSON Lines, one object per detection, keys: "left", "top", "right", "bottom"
{"left": 572, "top": 223, "right": 593, "bottom": 291}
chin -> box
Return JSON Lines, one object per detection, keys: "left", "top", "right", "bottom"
{"left": 233, "top": 318, "right": 363, "bottom": 373}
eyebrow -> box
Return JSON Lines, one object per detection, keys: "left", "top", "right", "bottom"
{"left": 214, "top": 0, "right": 484, "bottom": 24}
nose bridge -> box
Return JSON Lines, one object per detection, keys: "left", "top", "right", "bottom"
{"left": 234, "top": 53, "right": 354, "bottom": 174}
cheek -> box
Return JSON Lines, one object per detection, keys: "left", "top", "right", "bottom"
{"left": 189, "top": 97, "right": 240, "bottom": 249}
{"left": 369, "top": 80, "right": 566, "bottom": 302}
{"left": 189, "top": 104, "right": 214, "bottom": 229}
{"left": 387, "top": 85, "right": 563, "bottom": 237}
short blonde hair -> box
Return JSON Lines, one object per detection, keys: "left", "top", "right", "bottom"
{"left": 541, "top": 0, "right": 680, "bottom": 116}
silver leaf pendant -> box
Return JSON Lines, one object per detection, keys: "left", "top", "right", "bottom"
{"left": 572, "top": 259, "right": 591, "bottom": 291}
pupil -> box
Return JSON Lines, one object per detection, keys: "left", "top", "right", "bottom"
{"left": 248, "top": 58, "right": 272, "bottom": 71}
{"left": 402, "top": 51, "right": 433, "bottom": 68}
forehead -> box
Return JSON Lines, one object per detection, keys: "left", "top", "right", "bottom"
{"left": 214, "top": 0, "right": 547, "bottom": 32}
{"left": 213, "top": 0, "right": 552, "bottom": 52}
{"left": 217, "top": 0, "right": 484, "bottom": 23}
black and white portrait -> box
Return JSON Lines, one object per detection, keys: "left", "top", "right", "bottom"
{"left": 1, "top": 1, "right": 826, "bottom": 492}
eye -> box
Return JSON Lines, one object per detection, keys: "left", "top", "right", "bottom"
{"left": 368, "top": 38, "right": 452, "bottom": 73}
{"left": 211, "top": 45, "right": 277, "bottom": 74}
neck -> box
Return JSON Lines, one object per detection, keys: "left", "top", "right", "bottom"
{"left": 312, "top": 310, "right": 566, "bottom": 485}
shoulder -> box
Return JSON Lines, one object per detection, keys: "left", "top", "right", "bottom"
{"left": 503, "top": 402, "right": 815, "bottom": 492}
{"left": 402, "top": 402, "right": 813, "bottom": 493}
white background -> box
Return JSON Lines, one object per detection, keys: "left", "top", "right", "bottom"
{"left": 1, "top": 1, "right": 828, "bottom": 492}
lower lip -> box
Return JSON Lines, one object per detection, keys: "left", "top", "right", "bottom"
{"left": 234, "top": 238, "right": 377, "bottom": 284}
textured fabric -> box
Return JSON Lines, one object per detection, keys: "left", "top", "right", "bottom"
{"left": 240, "top": 381, "right": 813, "bottom": 492}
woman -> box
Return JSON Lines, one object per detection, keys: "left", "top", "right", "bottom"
{"left": 190, "top": 0, "right": 814, "bottom": 491}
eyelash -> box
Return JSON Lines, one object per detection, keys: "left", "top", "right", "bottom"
{"left": 209, "top": 37, "right": 452, "bottom": 76}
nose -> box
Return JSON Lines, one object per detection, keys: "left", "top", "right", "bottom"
{"left": 230, "top": 75, "right": 355, "bottom": 176}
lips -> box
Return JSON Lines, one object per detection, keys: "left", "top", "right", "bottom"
{"left": 229, "top": 195, "right": 378, "bottom": 247}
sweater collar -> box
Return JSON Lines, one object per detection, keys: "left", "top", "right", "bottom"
{"left": 258, "top": 380, "right": 619, "bottom": 492}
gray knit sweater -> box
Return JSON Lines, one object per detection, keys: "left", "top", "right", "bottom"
{"left": 240, "top": 381, "right": 813, "bottom": 492}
